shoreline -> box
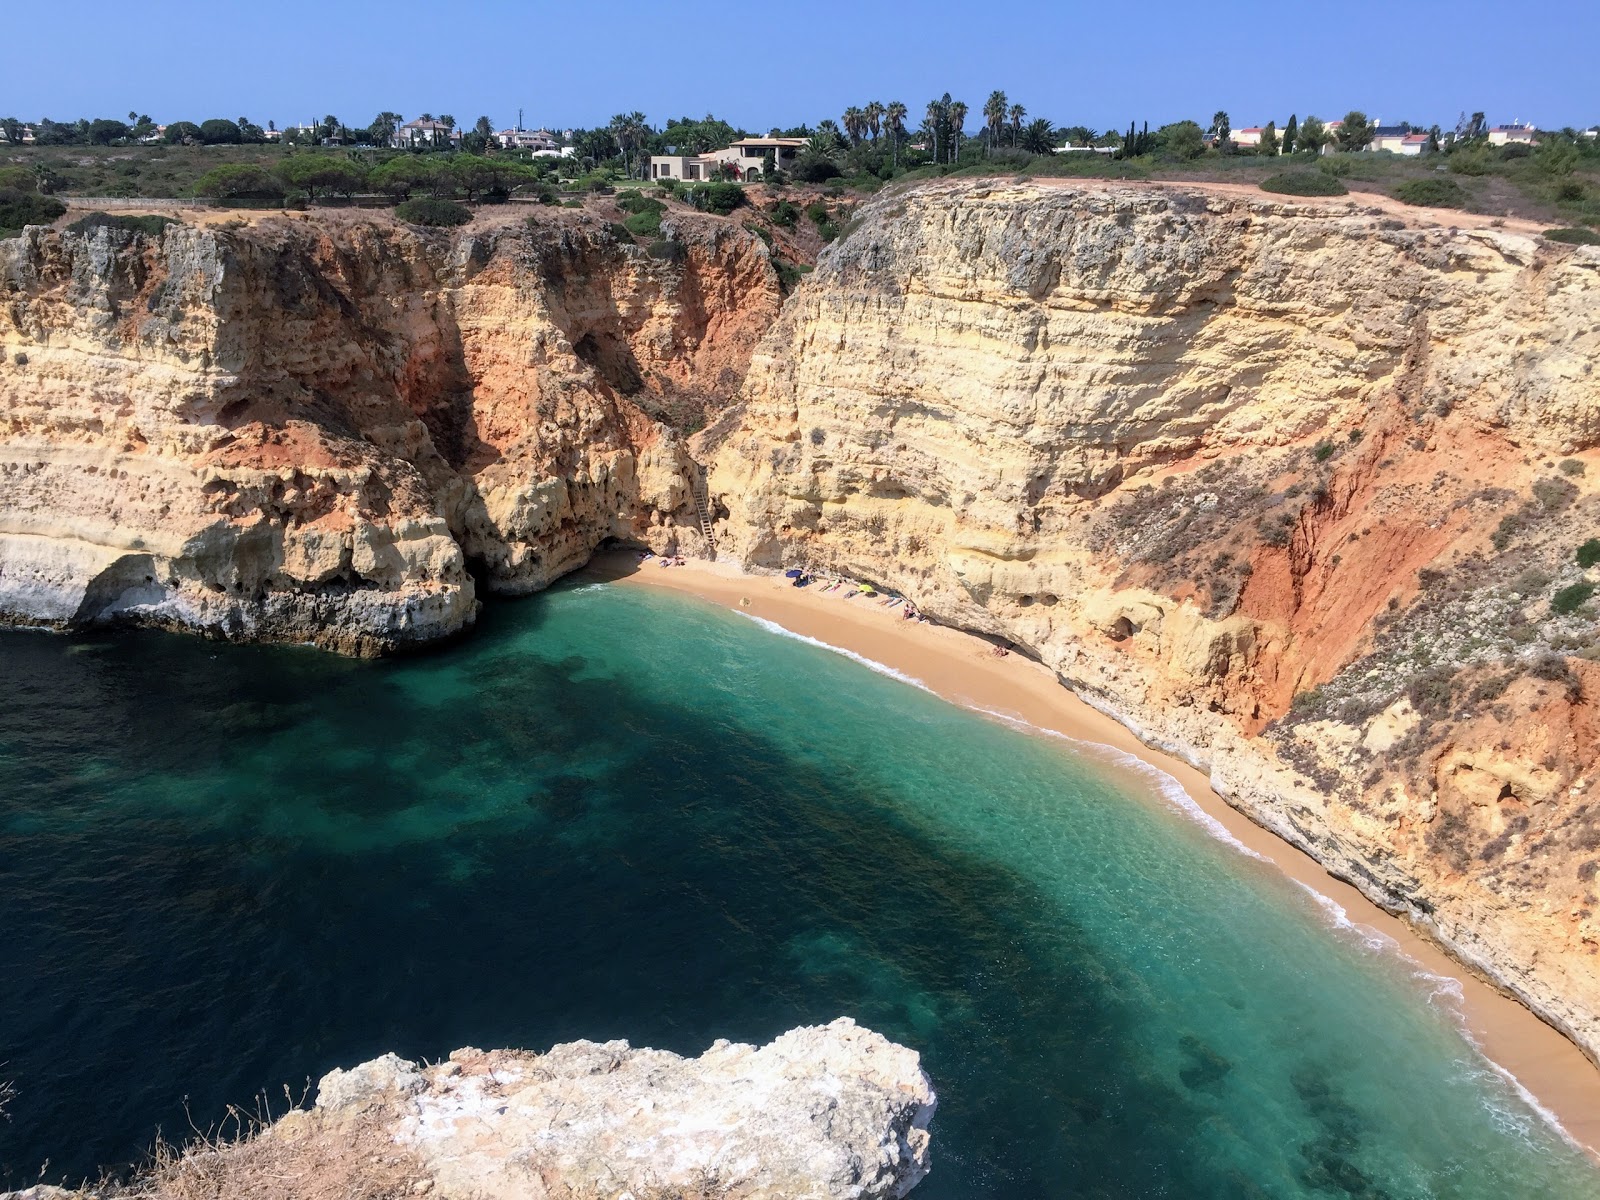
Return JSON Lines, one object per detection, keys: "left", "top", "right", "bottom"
{"left": 585, "top": 551, "right": 1600, "bottom": 1160}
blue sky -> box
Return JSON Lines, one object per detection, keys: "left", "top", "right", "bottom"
{"left": 8, "top": 0, "right": 1595, "bottom": 133}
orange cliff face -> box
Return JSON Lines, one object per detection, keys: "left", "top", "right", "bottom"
{"left": 708, "top": 180, "right": 1600, "bottom": 1062}
{"left": 0, "top": 208, "right": 782, "bottom": 652}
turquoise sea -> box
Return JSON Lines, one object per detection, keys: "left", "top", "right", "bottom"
{"left": 1, "top": 580, "right": 1597, "bottom": 1198}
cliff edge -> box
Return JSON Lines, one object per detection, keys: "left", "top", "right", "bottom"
{"left": 0, "top": 208, "right": 777, "bottom": 652}
{"left": 4, "top": 1019, "right": 934, "bottom": 1200}
{"left": 708, "top": 179, "right": 1600, "bottom": 1062}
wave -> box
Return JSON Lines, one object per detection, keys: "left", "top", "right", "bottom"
{"left": 726, "top": 605, "right": 1591, "bottom": 1156}
{"left": 733, "top": 613, "right": 935, "bottom": 694}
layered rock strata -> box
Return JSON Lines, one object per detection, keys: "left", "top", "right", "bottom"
{"left": 709, "top": 180, "right": 1600, "bottom": 1061}
{"left": 1, "top": 1020, "right": 934, "bottom": 1200}
{"left": 0, "top": 209, "right": 778, "bottom": 652}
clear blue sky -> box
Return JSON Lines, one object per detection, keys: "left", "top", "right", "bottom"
{"left": 6, "top": 0, "right": 1595, "bottom": 133}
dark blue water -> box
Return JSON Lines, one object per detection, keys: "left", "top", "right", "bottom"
{"left": 1, "top": 583, "right": 1596, "bottom": 1197}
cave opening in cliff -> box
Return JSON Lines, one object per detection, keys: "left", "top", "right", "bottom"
{"left": 573, "top": 330, "right": 644, "bottom": 396}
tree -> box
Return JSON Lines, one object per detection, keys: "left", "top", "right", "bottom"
{"left": 923, "top": 97, "right": 949, "bottom": 164}
{"left": 983, "top": 90, "right": 1007, "bottom": 155}
{"left": 1426, "top": 125, "right": 1441, "bottom": 154}
{"left": 863, "top": 101, "right": 884, "bottom": 143}
{"left": 885, "top": 101, "right": 907, "bottom": 169}
{"left": 199, "top": 118, "right": 242, "bottom": 145}
{"left": 1008, "top": 103, "right": 1025, "bottom": 148}
{"left": 948, "top": 101, "right": 968, "bottom": 160}
{"left": 193, "top": 163, "right": 286, "bottom": 201}
{"left": 276, "top": 155, "right": 369, "bottom": 201}
{"left": 87, "top": 118, "right": 130, "bottom": 145}
{"left": 370, "top": 156, "right": 443, "bottom": 200}
{"left": 370, "top": 112, "right": 402, "bottom": 148}
{"left": 1210, "top": 111, "right": 1230, "bottom": 148}
{"left": 163, "top": 121, "right": 203, "bottom": 144}
{"left": 1260, "top": 121, "right": 1278, "bottom": 156}
{"left": 1021, "top": 118, "right": 1057, "bottom": 155}
{"left": 1298, "top": 116, "right": 1327, "bottom": 154}
{"left": 0, "top": 118, "right": 22, "bottom": 144}
{"left": 1282, "top": 114, "right": 1298, "bottom": 155}
{"left": 474, "top": 115, "right": 494, "bottom": 139}
{"left": 1336, "top": 111, "right": 1373, "bottom": 152}
{"left": 1158, "top": 120, "right": 1205, "bottom": 160}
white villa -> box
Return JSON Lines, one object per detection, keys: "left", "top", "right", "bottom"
{"left": 1487, "top": 123, "right": 1538, "bottom": 146}
{"left": 650, "top": 137, "right": 808, "bottom": 183}
{"left": 496, "top": 127, "right": 561, "bottom": 151}
{"left": 392, "top": 119, "right": 462, "bottom": 149}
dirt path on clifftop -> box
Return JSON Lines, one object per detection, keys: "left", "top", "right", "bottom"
{"left": 1021, "top": 176, "right": 1553, "bottom": 236}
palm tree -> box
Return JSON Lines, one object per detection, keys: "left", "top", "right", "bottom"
{"left": 1021, "top": 118, "right": 1056, "bottom": 155}
{"left": 948, "top": 100, "right": 968, "bottom": 161}
{"left": 885, "top": 100, "right": 907, "bottom": 168}
{"left": 924, "top": 98, "right": 946, "bottom": 164}
{"left": 983, "top": 91, "right": 1007, "bottom": 155}
{"left": 1008, "top": 104, "right": 1025, "bottom": 148}
{"left": 842, "top": 106, "right": 865, "bottom": 144}
{"left": 864, "top": 100, "right": 884, "bottom": 144}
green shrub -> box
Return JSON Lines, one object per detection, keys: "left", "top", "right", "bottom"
{"left": 1552, "top": 581, "right": 1596, "bottom": 616}
{"left": 1394, "top": 178, "right": 1467, "bottom": 209}
{"left": 607, "top": 221, "right": 635, "bottom": 242}
{"left": 66, "top": 212, "right": 177, "bottom": 237}
{"left": 695, "top": 181, "right": 745, "bottom": 215}
{"left": 623, "top": 208, "right": 662, "bottom": 236}
{"left": 1313, "top": 440, "right": 1336, "bottom": 462}
{"left": 0, "top": 165, "right": 34, "bottom": 192}
{"left": 769, "top": 198, "right": 799, "bottom": 228}
{"left": 394, "top": 197, "right": 472, "bottom": 227}
{"left": 0, "top": 189, "right": 67, "bottom": 237}
{"left": 1260, "top": 171, "right": 1348, "bottom": 197}
{"left": 1560, "top": 458, "right": 1588, "bottom": 476}
{"left": 1543, "top": 227, "right": 1600, "bottom": 246}
{"left": 616, "top": 191, "right": 664, "bottom": 216}
{"left": 1577, "top": 539, "right": 1600, "bottom": 568}
{"left": 1533, "top": 477, "right": 1578, "bottom": 510}
{"left": 1447, "top": 147, "right": 1491, "bottom": 176}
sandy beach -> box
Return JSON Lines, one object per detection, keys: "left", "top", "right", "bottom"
{"left": 586, "top": 550, "right": 1600, "bottom": 1159}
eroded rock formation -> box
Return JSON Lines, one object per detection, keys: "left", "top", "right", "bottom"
{"left": 708, "top": 180, "right": 1600, "bottom": 1062}
{"left": 0, "top": 208, "right": 778, "bottom": 652}
{"left": 0, "top": 1020, "right": 934, "bottom": 1200}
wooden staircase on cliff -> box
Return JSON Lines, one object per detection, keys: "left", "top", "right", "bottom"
{"left": 689, "top": 465, "right": 717, "bottom": 560}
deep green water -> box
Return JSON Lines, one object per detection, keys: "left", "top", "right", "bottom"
{"left": 1, "top": 582, "right": 1597, "bottom": 1198}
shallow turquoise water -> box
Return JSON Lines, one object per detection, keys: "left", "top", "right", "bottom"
{"left": 1, "top": 581, "right": 1597, "bottom": 1197}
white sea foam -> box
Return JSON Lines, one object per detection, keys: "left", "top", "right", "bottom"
{"left": 729, "top": 605, "right": 1590, "bottom": 1155}
{"left": 968, "top": 704, "right": 1270, "bottom": 862}
{"left": 734, "top": 612, "right": 935, "bottom": 693}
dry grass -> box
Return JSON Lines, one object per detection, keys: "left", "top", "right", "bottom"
{"left": 101, "top": 1094, "right": 425, "bottom": 1200}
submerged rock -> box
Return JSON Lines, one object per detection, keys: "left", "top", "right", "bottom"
{"left": 7, "top": 1019, "right": 934, "bottom": 1200}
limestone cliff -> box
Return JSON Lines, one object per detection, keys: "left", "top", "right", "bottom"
{"left": 0, "top": 208, "right": 778, "bottom": 652}
{"left": 2, "top": 1019, "right": 935, "bottom": 1200}
{"left": 708, "top": 180, "right": 1600, "bottom": 1062}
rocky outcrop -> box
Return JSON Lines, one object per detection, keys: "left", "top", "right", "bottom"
{"left": 708, "top": 180, "right": 1600, "bottom": 1062}
{"left": 3, "top": 1020, "right": 934, "bottom": 1200}
{"left": 0, "top": 208, "right": 779, "bottom": 652}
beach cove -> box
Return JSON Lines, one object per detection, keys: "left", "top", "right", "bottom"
{"left": 594, "top": 551, "right": 1600, "bottom": 1162}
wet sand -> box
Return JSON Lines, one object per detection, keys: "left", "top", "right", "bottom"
{"left": 587, "top": 551, "right": 1600, "bottom": 1159}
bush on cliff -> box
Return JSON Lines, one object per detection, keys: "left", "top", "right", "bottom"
{"left": 1544, "top": 226, "right": 1600, "bottom": 246}
{"left": 66, "top": 211, "right": 178, "bottom": 237}
{"left": 0, "top": 189, "right": 67, "bottom": 237}
{"left": 1394, "top": 177, "right": 1467, "bottom": 209}
{"left": 1552, "top": 581, "right": 1596, "bottom": 616}
{"left": 1260, "top": 171, "right": 1347, "bottom": 197}
{"left": 394, "top": 197, "right": 472, "bottom": 227}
